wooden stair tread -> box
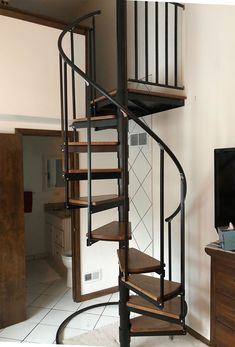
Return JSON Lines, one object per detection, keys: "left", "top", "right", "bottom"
{"left": 69, "top": 194, "right": 123, "bottom": 206}
{"left": 72, "top": 115, "right": 116, "bottom": 124}
{"left": 67, "top": 141, "right": 118, "bottom": 146}
{"left": 123, "top": 274, "right": 181, "bottom": 302}
{"left": 127, "top": 296, "right": 181, "bottom": 320}
{"left": 68, "top": 168, "right": 121, "bottom": 174}
{"left": 90, "top": 221, "right": 132, "bottom": 241}
{"left": 130, "top": 315, "right": 184, "bottom": 334}
{"left": 117, "top": 248, "right": 161, "bottom": 274}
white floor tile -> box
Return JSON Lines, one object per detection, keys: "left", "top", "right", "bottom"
{"left": 27, "top": 306, "right": 50, "bottom": 323}
{"left": 0, "top": 337, "right": 21, "bottom": 342}
{"left": 67, "top": 312, "right": 100, "bottom": 331}
{"left": 40, "top": 309, "right": 72, "bottom": 327}
{"left": 78, "top": 294, "right": 111, "bottom": 315}
{"left": 26, "top": 292, "right": 41, "bottom": 306}
{"left": 30, "top": 294, "right": 60, "bottom": 309}
{"left": 102, "top": 303, "right": 119, "bottom": 317}
{"left": 0, "top": 321, "right": 36, "bottom": 340}
{"left": 24, "top": 324, "right": 58, "bottom": 344}
{"left": 95, "top": 315, "right": 119, "bottom": 330}
{"left": 43, "top": 283, "right": 69, "bottom": 297}
{"left": 27, "top": 282, "right": 51, "bottom": 295}
{"left": 110, "top": 292, "right": 119, "bottom": 302}
{"left": 53, "top": 295, "right": 81, "bottom": 312}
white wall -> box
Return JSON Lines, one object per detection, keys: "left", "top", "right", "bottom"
{"left": 0, "top": 15, "right": 85, "bottom": 121}
{"left": 23, "top": 136, "right": 64, "bottom": 257}
{"left": 152, "top": 3, "right": 235, "bottom": 339}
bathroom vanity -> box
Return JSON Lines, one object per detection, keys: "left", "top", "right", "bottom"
{"left": 45, "top": 204, "right": 71, "bottom": 274}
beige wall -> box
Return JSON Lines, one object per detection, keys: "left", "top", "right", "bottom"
{"left": 153, "top": 4, "right": 235, "bottom": 339}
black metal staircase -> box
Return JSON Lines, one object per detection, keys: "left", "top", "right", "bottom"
{"left": 57, "top": 1, "right": 187, "bottom": 345}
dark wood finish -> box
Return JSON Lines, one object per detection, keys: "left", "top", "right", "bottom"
{"left": 130, "top": 315, "right": 184, "bottom": 334}
{"left": 186, "top": 325, "right": 211, "bottom": 346}
{"left": 68, "top": 168, "right": 122, "bottom": 174}
{"left": 0, "top": 5, "right": 87, "bottom": 34}
{"left": 0, "top": 134, "right": 26, "bottom": 328}
{"left": 205, "top": 243, "right": 235, "bottom": 347}
{"left": 127, "top": 296, "right": 181, "bottom": 320}
{"left": 67, "top": 141, "right": 118, "bottom": 153}
{"left": 123, "top": 274, "right": 181, "bottom": 302}
{"left": 117, "top": 248, "right": 161, "bottom": 273}
{"left": 72, "top": 115, "right": 116, "bottom": 125}
{"left": 90, "top": 221, "right": 132, "bottom": 241}
{"left": 80, "top": 286, "right": 118, "bottom": 302}
{"left": 69, "top": 194, "right": 124, "bottom": 207}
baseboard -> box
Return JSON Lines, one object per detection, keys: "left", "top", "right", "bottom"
{"left": 80, "top": 286, "right": 119, "bottom": 302}
{"left": 186, "top": 325, "right": 211, "bottom": 346}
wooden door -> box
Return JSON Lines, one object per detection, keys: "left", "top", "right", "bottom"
{"left": 0, "top": 133, "right": 26, "bottom": 328}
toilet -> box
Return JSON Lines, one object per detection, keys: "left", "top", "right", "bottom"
{"left": 61, "top": 251, "right": 72, "bottom": 287}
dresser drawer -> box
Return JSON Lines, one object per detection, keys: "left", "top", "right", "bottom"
{"left": 215, "top": 263, "right": 235, "bottom": 298}
{"left": 215, "top": 293, "right": 235, "bottom": 330}
{"left": 214, "top": 321, "right": 235, "bottom": 347}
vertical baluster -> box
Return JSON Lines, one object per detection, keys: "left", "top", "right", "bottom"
{"left": 180, "top": 174, "right": 186, "bottom": 315}
{"left": 168, "top": 221, "right": 172, "bottom": 281}
{"left": 87, "top": 80, "right": 92, "bottom": 246}
{"left": 165, "top": 2, "right": 168, "bottom": 86}
{"left": 160, "top": 148, "right": 165, "bottom": 308}
{"left": 63, "top": 62, "right": 69, "bottom": 206}
{"left": 155, "top": 2, "right": 159, "bottom": 85}
{"left": 70, "top": 30, "right": 76, "bottom": 120}
{"left": 145, "top": 1, "right": 148, "bottom": 82}
{"left": 174, "top": 5, "right": 178, "bottom": 88}
{"left": 59, "top": 55, "right": 64, "bottom": 145}
{"left": 92, "top": 16, "right": 97, "bottom": 101}
{"left": 134, "top": 1, "right": 138, "bottom": 80}
{"left": 88, "top": 28, "right": 94, "bottom": 113}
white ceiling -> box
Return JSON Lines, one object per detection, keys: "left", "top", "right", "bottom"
{"left": 3, "top": 0, "right": 87, "bottom": 22}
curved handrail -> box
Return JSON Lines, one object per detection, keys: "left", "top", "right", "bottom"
{"left": 58, "top": 11, "right": 187, "bottom": 223}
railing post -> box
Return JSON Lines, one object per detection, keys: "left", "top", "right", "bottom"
{"left": 160, "top": 148, "right": 165, "bottom": 308}
{"left": 116, "top": 1, "right": 130, "bottom": 346}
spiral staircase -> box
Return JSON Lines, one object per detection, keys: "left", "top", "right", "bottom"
{"left": 58, "top": 1, "right": 187, "bottom": 346}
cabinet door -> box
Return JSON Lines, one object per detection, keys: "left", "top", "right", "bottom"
{"left": 0, "top": 134, "right": 26, "bottom": 328}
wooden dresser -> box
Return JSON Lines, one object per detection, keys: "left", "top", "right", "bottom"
{"left": 206, "top": 243, "right": 235, "bottom": 347}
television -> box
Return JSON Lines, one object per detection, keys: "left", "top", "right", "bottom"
{"left": 214, "top": 147, "right": 235, "bottom": 228}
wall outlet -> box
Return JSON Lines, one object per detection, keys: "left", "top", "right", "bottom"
{"left": 84, "top": 269, "right": 101, "bottom": 282}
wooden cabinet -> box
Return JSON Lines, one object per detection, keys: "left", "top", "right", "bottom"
{"left": 206, "top": 243, "right": 235, "bottom": 347}
{"left": 45, "top": 211, "right": 71, "bottom": 274}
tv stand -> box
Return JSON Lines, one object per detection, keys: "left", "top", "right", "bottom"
{"left": 205, "top": 243, "right": 235, "bottom": 346}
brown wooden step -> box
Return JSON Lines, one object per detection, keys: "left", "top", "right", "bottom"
{"left": 90, "top": 221, "right": 132, "bottom": 241}
{"left": 65, "top": 168, "right": 122, "bottom": 180}
{"left": 130, "top": 315, "right": 185, "bottom": 335}
{"left": 69, "top": 194, "right": 124, "bottom": 212}
{"left": 66, "top": 141, "right": 118, "bottom": 153}
{"left": 123, "top": 274, "right": 181, "bottom": 303}
{"left": 117, "top": 248, "right": 161, "bottom": 274}
{"left": 71, "top": 115, "right": 117, "bottom": 129}
{"left": 127, "top": 296, "right": 181, "bottom": 320}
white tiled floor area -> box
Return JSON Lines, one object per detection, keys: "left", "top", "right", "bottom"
{"left": 0, "top": 260, "right": 119, "bottom": 344}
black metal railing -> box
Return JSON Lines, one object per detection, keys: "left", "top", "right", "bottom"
{"left": 129, "top": 1, "right": 184, "bottom": 90}
{"left": 58, "top": 8, "right": 186, "bottom": 307}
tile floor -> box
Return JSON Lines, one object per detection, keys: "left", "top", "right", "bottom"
{"left": 0, "top": 260, "right": 120, "bottom": 344}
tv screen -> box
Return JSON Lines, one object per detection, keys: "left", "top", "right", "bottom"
{"left": 215, "top": 147, "right": 235, "bottom": 228}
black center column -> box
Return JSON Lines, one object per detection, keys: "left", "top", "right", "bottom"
{"left": 116, "top": 1, "right": 130, "bottom": 346}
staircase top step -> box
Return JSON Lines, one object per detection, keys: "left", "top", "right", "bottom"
{"left": 117, "top": 248, "right": 161, "bottom": 274}
{"left": 130, "top": 315, "right": 184, "bottom": 334}
{"left": 68, "top": 168, "right": 121, "bottom": 174}
{"left": 67, "top": 141, "right": 118, "bottom": 146}
{"left": 93, "top": 88, "right": 186, "bottom": 118}
{"left": 127, "top": 295, "right": 181, "bottom": 320}
{"left": 123, "top": 274, "right": 181, "bottom": 303}
{"left": 90, "top": 221, "right": 132, "bottom": 241}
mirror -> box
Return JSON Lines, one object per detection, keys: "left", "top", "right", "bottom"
{"left": 43, "top": 157, "right": 64, "bottom": 190}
